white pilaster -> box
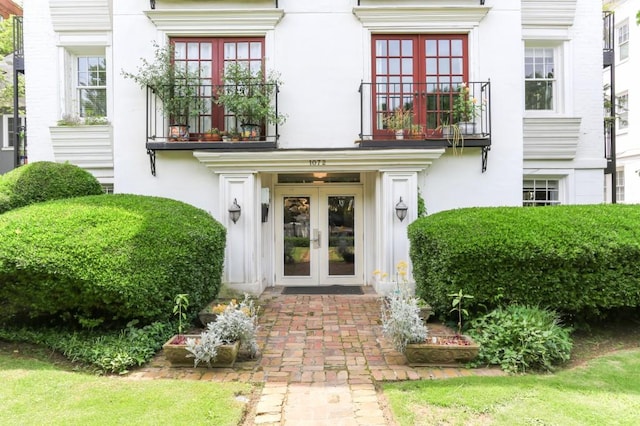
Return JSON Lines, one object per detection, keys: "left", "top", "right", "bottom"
{"left": 219, "top": 172, "right": 262, "bottom": 294}
{"left": 379, "top": 170, "right": 418, "bottom": 284}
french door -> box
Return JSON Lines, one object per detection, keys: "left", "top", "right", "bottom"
{"left": 275, "top": 186, "right": 363, "bottom": 286}
{"left": 372, "top": 34, "right": 468, "bottom": 137}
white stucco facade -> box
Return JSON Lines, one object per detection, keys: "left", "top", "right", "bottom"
{"left": 604, "top": 0, "right": 639, "bottom": 203}
{"left": 23, "top": 0, "right": 606, "bottom": 295}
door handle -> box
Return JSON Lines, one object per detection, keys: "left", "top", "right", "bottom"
{"left": 310, "top": 228, "right": 321, "bottom": 248}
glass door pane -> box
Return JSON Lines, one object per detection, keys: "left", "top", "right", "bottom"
{"left": 283, "top": 196, "right": 311, "bottom": 276}
{"left": 327, "top": 196, "right": 355, "bottom": 276}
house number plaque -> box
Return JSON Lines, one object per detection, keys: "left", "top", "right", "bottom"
{"left": 309, "top": 160, "right": 326, "bottom": 166}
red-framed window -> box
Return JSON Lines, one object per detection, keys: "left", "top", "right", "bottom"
{"left": 372, "top": 34, "right": 468, "bottom": 137}
{"left": 170, "top": 37, "right": 265, "bottom": 135}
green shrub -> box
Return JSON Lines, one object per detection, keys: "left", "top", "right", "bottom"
{"left": 0, "top": 194, "right": 226, "bottom": 326}
{"left": 467, "top": 305, "right": 573, "bottom": 373}
{"left": 0, "top": 321, "right": 173, "bottom": 374}
{"left": 0, "top": 161, "right": 103, "bottom": 213}
{"left": 408, "top": 205, "right": 640, "bottom": 320}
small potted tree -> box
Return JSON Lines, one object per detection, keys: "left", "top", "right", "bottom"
{"left": 382, "top": 108, "right": 413, "bottom": 139}
{"left": 215, "top": 62, "right": 285, "bottom": 140}
{"left": 122, "top": 42, "right": 207, "bottom": 141}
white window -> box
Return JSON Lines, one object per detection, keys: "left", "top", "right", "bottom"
{"left": 616, "top": 169, "right": 625, "bottom": 203}
{"left": 62, "top": 47, "right": 108, "bottom": 122}
{"left": 101, "top": 184, "right": 114, "bottom": 194}
{"left": 1, "top": 115, "right": 25, "bottom": 149}
{"left": 523, "top": 179, "right": 560, "bottom": 206}
{"left": 617, "top": 92, "right": 628, "bottom": 131}
{"left": 618, "top": 21, "right": 629, "bottom": 61}
{"left": 524, "top": 45, "right": 557, "bottom": 111}
{"left": 77, "top": 56, "right": 107, "bottom": 118}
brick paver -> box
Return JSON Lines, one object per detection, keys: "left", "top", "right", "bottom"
{"left": 135, "top": 287, "right": 502, "bottom": 425}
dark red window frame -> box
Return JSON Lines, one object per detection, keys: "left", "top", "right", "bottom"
{"left": 372, "top": 34, "right": 468, "bottom": 138}
{"left": 170, "top": 37, "right": 265, "bottom": 135}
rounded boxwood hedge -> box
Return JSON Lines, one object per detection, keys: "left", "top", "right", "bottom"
{"left": 0, "top": 194, "right": 226, "bottom": 326}
{"left": 0, "top": 161, "right": 104, "bottom": 214}
{"left": 408, "top": 205, "right": 640, "bottom": 320}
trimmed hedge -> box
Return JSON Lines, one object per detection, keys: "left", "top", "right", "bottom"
{"left": 0, "top": 194, "right": 226, "bottom": 326}
{"left": 408, "top": 205, "right": 640, "bottom": 320}
{"left": 0, "top": 161, "right": 104, "bottom": 214}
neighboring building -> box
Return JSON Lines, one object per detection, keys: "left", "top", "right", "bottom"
{"left": 0, "top": 0, "right": 23, "bottom": 174}
{"left": 23, "top": 0, "right": 606, "bottom": 295}
{"left": 0, "top": 0, "right": 21, "bottom": 20}
{"left": 604, "top": 0, "right": 638, "bottom": 203}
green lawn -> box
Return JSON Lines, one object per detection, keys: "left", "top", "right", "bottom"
{"left": 0, "top": 352, "right": 253, "bottom": 425}
{"left": 383, "top": 349, "right": 640, "bottom": 425}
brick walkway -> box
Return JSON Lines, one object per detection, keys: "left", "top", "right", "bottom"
{"left": 130, "top": 287, "right": 503, "bottom": 425}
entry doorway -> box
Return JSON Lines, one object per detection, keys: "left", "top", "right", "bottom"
{"left": 275, "top": 185, "right": 363, "bottom": 286}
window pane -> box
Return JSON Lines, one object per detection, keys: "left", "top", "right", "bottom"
{"left": 389, "top": 58, "right": 400, "bottom": 74}
{"left": 525, "top": 81, "right": 553, "bottom": 110}
{"left": 187, "top": 42, "right": 199, "bottom": 59}
{"left": 401, "top": 39, "right": 413, "bottom": 56}
{"left": 451, "top": 58, "right": 463, "bottom": 75}
{"left": 438, "top": 58, "right": 449, "bottom": 74}
{"left": 438, "top": 40, "right": 449, "bottom": 56}
{"left": 376, "top": 58, "right": 387, "bottom": 74}
{"left": 174, "top": 42, "right": 186, "bottom": 60}
{"left": 237, "top": 42, "right": 249, "bottom": 60}
{"left": 425, "top": 40, "right": 437, "bottom": 56}
{"left": 401, "top": 58, "right": 413, "bottom": 74}
{"left": 200, "top": 43, "right": 212, "bottom": 60}
{"left": 224, "top": 43, "right": 235, "bottom": 59}
{"left": 250, "top": 42, "right": 262, "bottom": 59}
{"left": 389, "top": 40, "right": 400, "bottom": 56}
{"left": 426, "top": 58, "right": 437, "bottom": 74}
{"left": 451, "top": 39, "right": 463, "bottom": 56}
{"left": 376, "top": 40, "right": 386, "bottom": 56}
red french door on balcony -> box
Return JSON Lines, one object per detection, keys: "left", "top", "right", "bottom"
{"left": 372, "top": 34, "right": 468, "bottom": 138}
{"left": 170, "top": 37, "right": 264, "bottom": 136}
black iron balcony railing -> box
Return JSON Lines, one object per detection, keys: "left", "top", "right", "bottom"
{"left": 145, "top": 82, "right": 280, "bottom": 150}
{"left": 603, "top": 11, "right": 615, "bottom": 68}
{"left": 358, "top": 81, "right": 491, "bottom": 149}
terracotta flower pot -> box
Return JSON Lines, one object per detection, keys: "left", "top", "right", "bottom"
{"left": 405, "top": 334, "right": 479, "bottom": 366}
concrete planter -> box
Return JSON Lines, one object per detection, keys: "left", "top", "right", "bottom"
{"left": 405, "top": 335, "right": 479, "bottom": 366}
{"left": 162, "top": 335, "right": 240, "bottom": 368}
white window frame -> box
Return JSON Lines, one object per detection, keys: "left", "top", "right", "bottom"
{"left": 616, "top": 169, "right": 625, "bottom": 203}
{"left": 618, "top": 20, "right": 629, "bottom": 62}
{"left": 1, "top": 115, "right": 25, "bottom": 150}
{"left": 523, "top": 41, "right": 565, "bottom": 115}
{"left": 617, "top": 92, "right": 628, "bottom": 132}
{"left": 523, "top": 178, "right": 562, "bottom": 207}
{"left": 76, "top": 55, "right": 107, "bottom": 119}
{"left": 59, "top": 45, "right": 110, "bottom": 124}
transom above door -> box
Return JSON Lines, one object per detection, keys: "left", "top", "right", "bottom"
{"left": 275, "top": 185, "right": 363, "bottom": 286}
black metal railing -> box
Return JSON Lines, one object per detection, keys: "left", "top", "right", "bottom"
{"left": 358, "top": 80, "right": 491, "bottom": 147}
{"left": 145, "top": 82, "right": 280, "bottom": 147}
{"left": 603, "top": 11, "right": 615, "bottom": 68}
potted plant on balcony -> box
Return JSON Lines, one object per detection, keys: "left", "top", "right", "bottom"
{"left": 215, "top": 62, "right": 285, "bottom": 141}
{"left": 382, "top": 108, "right": 412, "bottom": 139}
{"left": 122, "top": 42, "right": 207, "bottom": 141}
{"left": 452, "top": 82, "right": 481, "bottom": 135}
{"left": 203, "top": 128, "right": 222, "bottom": 142}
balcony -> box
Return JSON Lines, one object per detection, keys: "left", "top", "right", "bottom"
{"left": 357, "top": 81, "right": 491, "bottom": 150}
{"left": 145, "top": 82, "right": 281, "bottom": 151}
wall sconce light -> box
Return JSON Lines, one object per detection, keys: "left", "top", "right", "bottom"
{"left": 395, "top": 197, "right": 408, "bottom": 222}
{"left": 150, "top": 0, "right": 156, "bottom": 9}
{"left": 228, "top": 198, "right": 241, "bottom": 224}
